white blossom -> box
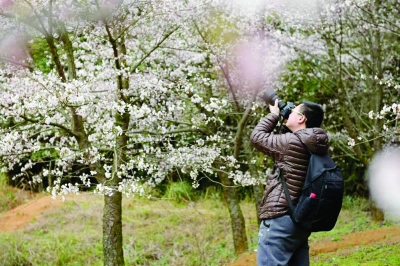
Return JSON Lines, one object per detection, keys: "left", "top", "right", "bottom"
{"left": 348, "top": 137, "right": 355, "bottom": 148}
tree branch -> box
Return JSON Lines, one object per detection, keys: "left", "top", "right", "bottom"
{"left": 22, "top": 0, "right": 50, "bottom": 36}
{"left": 217, "top": 60, "right": 240, "bottom": 111}
{"left": 130, "top": 26, "right": 180, "bottom": 73}
{"left": 19, "top": 115, "right": 78, "bottom": 137}
{"left": 193, "top": 22, "right": 241, "bottom": 111}
{"left": 0, "top": 56, "right": 34, "bottom": 70}
{"left": 234, "top": 101, "right": 256, "bottom": 159}
{"left": 0, "top": 11, "right": 46, "bottom": 35}
{"left": 129, "top": 127, "right": 205, "bottom": 135}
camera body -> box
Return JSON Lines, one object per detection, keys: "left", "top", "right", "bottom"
{"left": 261, "top": 90, "right": 295, "bottom": 120}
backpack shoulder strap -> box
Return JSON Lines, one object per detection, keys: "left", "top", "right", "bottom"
{"left": 279, "top": 169, "right": 295, "bottom": 213}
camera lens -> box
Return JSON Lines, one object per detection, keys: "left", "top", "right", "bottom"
{"left": 261, "top": 89, "right": 295, "bottom": 119}
{"left": 261, "top": 90, "right": 280, "bottom": 106}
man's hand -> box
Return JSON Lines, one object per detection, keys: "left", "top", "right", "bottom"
{"left": 269, "top": 99, "right": 280, "bottom": 116}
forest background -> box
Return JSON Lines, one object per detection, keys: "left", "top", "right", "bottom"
{"left": 0, "top": 0, "right": 399, "bottom": 265}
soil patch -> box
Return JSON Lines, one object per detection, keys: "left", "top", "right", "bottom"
{"left": 0, "top": 195, "right": 66, "bottom": 232}
{"left": 229, "top": 226, "right": 400, "bottom": 266}
{"left": 310, "top": 226, "right": 400, "bottom": 255}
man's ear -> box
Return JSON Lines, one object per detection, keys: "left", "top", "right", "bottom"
{"left": 298, "top": 116, "right": 306, "bottom": 124}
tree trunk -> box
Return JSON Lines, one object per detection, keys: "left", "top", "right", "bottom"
{"left": 103, "top": 191, "right": 124, "bottom": 266}
{"left": 99, "top": 23, "right": 129, "bottom": 266}
{"left": 253, "top": 184, "right": 264, "bottom": 226}
{"left": 368, "top": 6, "right": 385, "bottom": 223}
{"left": 369, "top": 198, "right": 384, "bottom": 222}
{"left": 219, "top": 172, "right": 248, "bottom": 255}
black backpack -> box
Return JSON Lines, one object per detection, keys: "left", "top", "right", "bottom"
{"left": 279, "top": 136, "right": 344, "bottom": 232}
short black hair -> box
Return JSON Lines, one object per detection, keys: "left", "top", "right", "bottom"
{"left": 300, "top": 101, "right": 324, "bottom": 128}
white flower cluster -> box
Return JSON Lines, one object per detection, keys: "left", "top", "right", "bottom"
{"left": 368, "top": 103, "right": 399, "bottom": 120}
{"left": 164, "top": 145, "right": 221, "bottom": 177}
{"left": 94, "top": 183, "right": 115, "bottom": 197}
{"left": 347, "top": 137, "right": 356, "bottom": 148}
{"left": 204, "top": 98, "right": 228, "bottom": 113}
{"left": 117, "top": 179, "right": 146, "bottom": 197}
{"left": 228, "top": 170, "right": 259, "bottom": 186}
{"left": 47, "top": 178, "right": 80, "bottom": 200}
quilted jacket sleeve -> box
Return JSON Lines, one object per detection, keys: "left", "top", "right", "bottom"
{"left": 250, "top": 113, "right": 290, "bottom": 159}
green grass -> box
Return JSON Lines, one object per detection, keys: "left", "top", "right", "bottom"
{"left": 162, "top": 181, "right": 195, "bottom": 203}
{"left": 0, "top": 173, "right": 32, "bottom": 213}
{"left": 0, "top": 186, "right": 38, "bottom": 213}
{"left": 0, "top": 192, "right": 399, "bottom": 265}
{"left": 312, "top": 244, "right": 400, "bottom": 266}
{"left": 0, "top": 194, "right": 256, "bottom": 266}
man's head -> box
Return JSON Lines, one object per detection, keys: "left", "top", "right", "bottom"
{"left": 285, "top": 101, "right": 324, "bottom": 132}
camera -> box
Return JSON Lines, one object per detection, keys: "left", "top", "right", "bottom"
{"left": 261, "top": 90, "right": 295, "bottom": 120}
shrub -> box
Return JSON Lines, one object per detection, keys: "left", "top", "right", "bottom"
{"left": 163, "top": 181, "right": 194, "bottom": 203}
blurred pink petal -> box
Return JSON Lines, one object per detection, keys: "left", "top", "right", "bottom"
{"left": 228, "top": 36, "right": 285, "bottom": 102}
{"left": 0, "top": 34, "right": 29, "bottom": 64}
{"left": 0, "top": 0, "right": 14, "bottom": 8}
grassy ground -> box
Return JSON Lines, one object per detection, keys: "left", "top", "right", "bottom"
{"left": 0, "top": 183, "right": 38, "bottom": 214}
{"left": 0, "top": 192, "right": 258, "bottom": 266}
{"left": 312, "top": 243, "right": 400, "bottom": 266}
{"left": 309, "top": 197, "right": 400, "bottom": 266}
{"left": 0, "top": 188, "right": 399, "bottom": 266}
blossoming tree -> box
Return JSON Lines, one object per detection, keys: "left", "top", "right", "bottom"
{"left": 0, "top": 0, "right": 333, "bottom": 262}
{"left": 0, "top": 0, "right": 224, "bottom": 264}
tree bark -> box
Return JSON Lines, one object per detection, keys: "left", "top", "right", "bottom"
{"left": 103, "top": 191, "right": 124, "bottom": 266}
{"left": 253, "top": 184, "right": 264, "bottom": 227}
{"left": 369, "top": 197, "right": 385, "bottom": 222}
{"left": 219, "top": 171, "right": 248, "bottom": 255}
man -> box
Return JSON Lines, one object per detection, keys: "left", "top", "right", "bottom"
{"left": 250, "top": 99, "right": 329, "bottom": 266}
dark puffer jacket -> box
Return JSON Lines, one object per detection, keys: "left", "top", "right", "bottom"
{"left": 250, "top": 113, "right": 329, "bottom": 220}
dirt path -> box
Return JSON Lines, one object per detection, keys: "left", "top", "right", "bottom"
{"left": 1, "top": 195, "right": 400, "bottom": 266}
{"left": 229, "top": 226, "right": 400, "bottom": 266}
{"left": 0, "top": 195, "right": 66, "bottom": 232}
